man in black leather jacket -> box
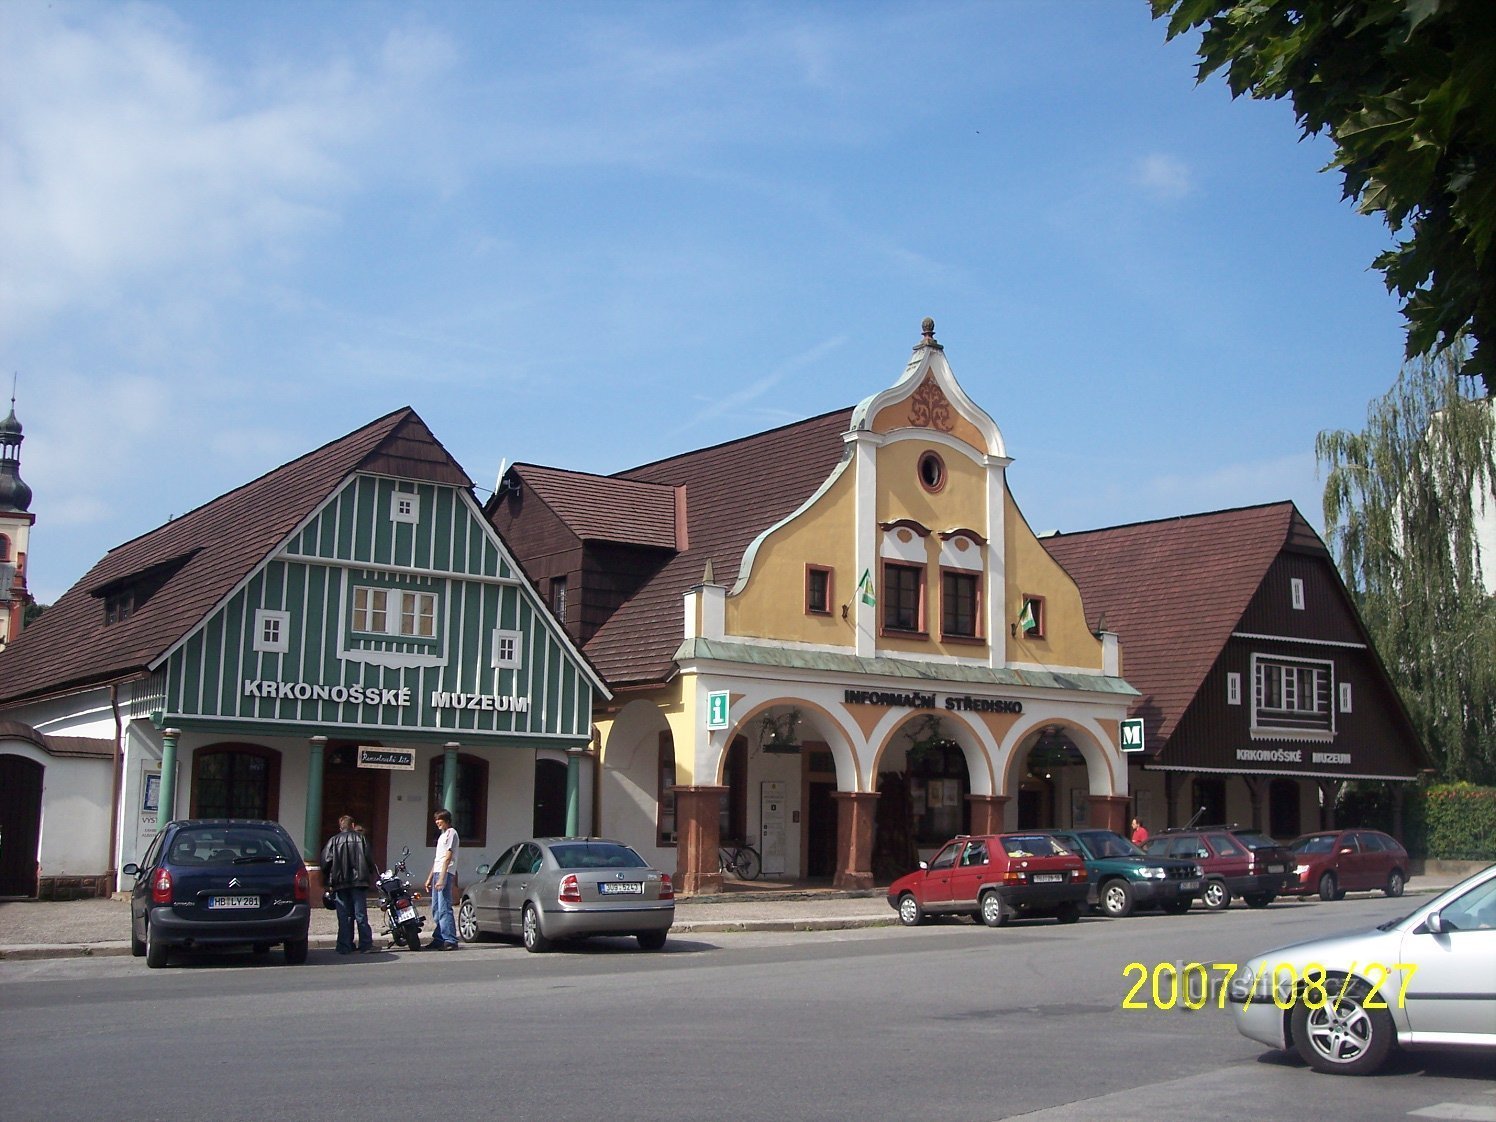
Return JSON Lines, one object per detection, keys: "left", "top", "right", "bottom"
{"left": 321, "top": 815, "right": 376, "bottom": 954}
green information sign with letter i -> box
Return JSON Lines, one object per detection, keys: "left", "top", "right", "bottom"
{"left": 707, "top": 690, "right": 730, "bottom": 730}
{"left": 1120, "top": 717, "right": 1145, "bottom": 753}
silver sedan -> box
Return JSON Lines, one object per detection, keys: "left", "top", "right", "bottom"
{"left": 1231, "top": 861, "right": 1496, "bottom": 1074}
{"left": 457, "top": 838, "right": 675, "bottom": 953}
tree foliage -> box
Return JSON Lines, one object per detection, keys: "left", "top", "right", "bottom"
{"left": 1153, "top": 0, "right": 1496, "bottom": 396}
{"left": 1317, "top": 347, "right": 1496, "bottom": 782}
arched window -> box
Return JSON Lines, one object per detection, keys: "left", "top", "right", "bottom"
{"left": 427, "top": 753, "right": 489, "bottom": 847}
{"left": 192, "top": 744, "right": 281, "bottom": 820}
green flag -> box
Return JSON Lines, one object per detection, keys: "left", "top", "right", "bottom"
{"left": 858, "top": 568, "right": 876, "bottom": 606}
{"left": 1018, "top": 598, "right": 1037, "bottom": 634}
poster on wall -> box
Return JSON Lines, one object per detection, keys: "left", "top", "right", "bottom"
{"left": 1070, "top": 788, "right": 1089, "bottom": 827}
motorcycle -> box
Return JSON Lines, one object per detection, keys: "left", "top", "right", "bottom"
{"left": 375, "top": 846, "right": 426, "bottom": 951}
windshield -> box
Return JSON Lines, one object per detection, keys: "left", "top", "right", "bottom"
{"left": 167, "top": 827, "right": 294, "bottom": 864}
{"left": 1233, "top": 832, "right": 1280, "bottom": 850}
{"left": 1291, "top": 834, "right": 1337, "bottom": 854}
{"left": 549, "top": 842, "right": 648, "bottom": 870}
{"left": 1080, "top": 832, "right": 1143, "bottom": 858}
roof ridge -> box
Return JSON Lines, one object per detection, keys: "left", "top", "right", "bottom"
{"left": 615, "top": 406, "right": 854, "bottom": 477}
{"left": 1046, "top": 499, "right": 1298, "bottom": 541}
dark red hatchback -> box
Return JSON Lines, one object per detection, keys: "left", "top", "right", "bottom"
{"left": 1284, "top": 828, "right": 1411, "bottom": 901}
{"left": 887, "top": 833, "right": 1089, "bottom": 928}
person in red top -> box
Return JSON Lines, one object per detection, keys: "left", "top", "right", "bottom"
{"left": 1130, "top": 818, "right": 1150, "bottom": 845}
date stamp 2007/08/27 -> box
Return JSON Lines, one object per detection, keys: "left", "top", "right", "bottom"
{"left": 1121, "top": 961, "right": 1419, "bottom": 1012}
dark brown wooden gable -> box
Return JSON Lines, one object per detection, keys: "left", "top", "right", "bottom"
{"left": 1235, "top": 552, "right": 1366, "bottom": 646}
{"left": 488, "top": 480, "right": 584, "bottom": 638}
{"left": 359, "top": 412, "right": 473, "bottom": 489}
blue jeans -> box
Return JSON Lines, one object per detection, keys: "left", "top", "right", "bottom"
{"left": 429, "top": 873, "right": 456, "bottom": 946}
{"left": 333, "top": 888, "right": 373, "bottom": 953}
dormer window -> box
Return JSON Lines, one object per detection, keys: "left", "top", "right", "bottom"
{"left": 390, "top": 490, "right": 420, "bottom": 525}
{"left": 105, "top": 588, "right": 135, "bottom": 625}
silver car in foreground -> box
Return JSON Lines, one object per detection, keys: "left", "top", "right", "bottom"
{"left": 457, "top": 838, "right": 675, "bottom": 953}
{"left": 1231, "top": 861, "right": 1496, "bottom": 1074}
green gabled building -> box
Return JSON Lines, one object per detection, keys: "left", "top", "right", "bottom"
{"left": 0, "top": 408, "right": 607, "bottom": 898}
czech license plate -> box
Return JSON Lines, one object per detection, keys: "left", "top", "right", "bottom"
{"left": 1270, "top": 864, "right": 1287, "bottom": 873}
{"left": 1031, "top": 873, "right": 1063, "bottom": 884}
{"left": 1181, "top": 880, "right": 1201, "bottom": 891}
{"left": 395, "top": 906, "right": 417, "bottom": 923}
{"left": 599, "top": 882, "right": 644, "bottom": 895}
{"left": 209, "top": 895, "right": 259, "bottom": 909}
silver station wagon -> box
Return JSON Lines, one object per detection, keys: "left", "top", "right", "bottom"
{"left": 457, "top": 837, "right": 675, "bottom": 953}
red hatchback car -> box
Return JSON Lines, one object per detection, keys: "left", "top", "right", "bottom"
{"left": 887, "top": 833, "right": 1089, "bottom": 928}
{"left": 1285, "top": 829, "right": 1411, "bottom": 901}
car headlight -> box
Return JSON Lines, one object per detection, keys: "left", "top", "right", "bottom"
{"left": 1139, "top": 867, "right": 1166, "bottom": 879}
{"left": 1194, "top": 865, "right": 1205, "bottom": 878}
{"left": 1295, "top": 864, "right": 1310, "bottom": 875}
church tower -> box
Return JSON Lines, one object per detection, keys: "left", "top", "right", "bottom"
{"left": 0, "top": 395, "right": 34, "bottom": 650}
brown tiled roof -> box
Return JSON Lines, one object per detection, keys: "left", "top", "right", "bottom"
{"left": 0, "top": 408, "right": 452, "bottom": 705}
{"left": 580, "top": 408, "right": 855, "bottom": 685}
{"left": 1040, "top": 502, "right": 1305, "bottom": 747}
{"left": 511, "top": 464, "right": 680, "bottom": 550}
{"left": 0, "top": 719, "right": 115, "bottom": 758}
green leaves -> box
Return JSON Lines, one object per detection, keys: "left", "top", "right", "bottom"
{"left": 1152, "top": 0, "right": 1496, "bottom": 395}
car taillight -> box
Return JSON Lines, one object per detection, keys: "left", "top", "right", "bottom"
{"left": 558, "top": 874, "right": 582, "bottom": 903}
{"left": 293, "top": 865, "right": 309, "bottom": 902}
{"left": 151, "top": 868, "right": 173, "bottom": 905}
{"left": 659, "top": 873, "right": 674, "bottom": 900}
{"left": 1003, "top": 869, "right": 1025, "bottom": 885}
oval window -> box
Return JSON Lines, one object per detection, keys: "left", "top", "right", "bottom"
{"left": 918, "top": 451, "right": 946, "bottom": 493}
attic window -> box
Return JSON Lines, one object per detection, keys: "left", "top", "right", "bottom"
{"left": 1290, "top": 578, "right": 1305, "bottom": 610}
{"left": 390, "top": 490, "right": 420, "bottom": 525}
{"left": 105, "top": 589, "right": 135, "bottom": 625}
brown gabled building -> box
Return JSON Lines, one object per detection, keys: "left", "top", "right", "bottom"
{"left": 1041, "top": 501, "right": 1427, "bottom": 839}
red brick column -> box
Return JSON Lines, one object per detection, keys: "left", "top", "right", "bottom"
{"left": 672, "top": 785, "right": 727, "bottom": 895}
{"left": 966, "top": 794, "right": 1009, "bottom": 835}
{"left": 833, "top": 791, "right": 877, "bottom": 889}
{"left": 1088, "top": 795, "right": 1131, "bottom": 836}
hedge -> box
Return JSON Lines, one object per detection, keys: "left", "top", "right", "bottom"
{"left": 1405, "top": 783, "right": 1496, "bottom": 861}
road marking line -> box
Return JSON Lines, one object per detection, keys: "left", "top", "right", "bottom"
{"left": 1408, "top": 1105, "right": 1496, "bottom": 1121}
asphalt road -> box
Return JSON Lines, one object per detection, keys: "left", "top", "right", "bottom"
{"left": 2, "top": 895, "right": 1491, "bottom": 1122}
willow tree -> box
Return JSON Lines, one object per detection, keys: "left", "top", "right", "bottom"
{"left": 1318, "top": 348, "right": 1496, "bottom": 782}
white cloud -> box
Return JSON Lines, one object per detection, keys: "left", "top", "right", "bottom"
{"left": 1131, "top": 153, "right": 1193, "bottom": 201}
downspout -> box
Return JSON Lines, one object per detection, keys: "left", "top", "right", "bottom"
{"left": 108, "top": 684, "right": 124, "bottom": 897}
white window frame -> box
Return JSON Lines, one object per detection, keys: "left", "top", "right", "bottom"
{"left": 390, "top": 490, "right": 420, "bottom": 525}
{"left": 1251, "top": 653, "right": 1335, "bottom": 740}
{"left": 1339, "top": 682, "right": 1353, "bottom": 713}
{"left": 253, "top": 609, "right": 291, "bottom": 654}
{"left": 1290, "top": 578, "right": 1305, "bottom": 611}
{"left": 1226, "top": 672, "right": 1242, "bottom": 706}
{"left": 352, "top": 585, "right": 438, "bottom": 640}
{"left": 490, "top": 628, "right": 523, "bottom": 669}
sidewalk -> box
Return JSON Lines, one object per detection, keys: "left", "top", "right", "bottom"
{"left": 0, "top": 882, "right": 896, "bottom": 961}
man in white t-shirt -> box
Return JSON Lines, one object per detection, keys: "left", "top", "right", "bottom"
{"left": 426, "top": 808, "right": 460, "bottom": 949}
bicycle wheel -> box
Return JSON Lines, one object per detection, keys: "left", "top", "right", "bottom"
{"left": 735, "top": 845, "right": 762, "bottom": 880}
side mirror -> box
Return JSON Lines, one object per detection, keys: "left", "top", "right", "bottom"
{"left": 475, "top": 863, "right": 490, "bottom": 878}
{"left": 122, "top": 863, "right": 140, "bottom": 876}
{"left": 1424, "top": 910, "right": 1445, "bottom": 936}
{"left": 918, "top": 860, "right": 929, "bottom": 871}
{"left": 401, "top": 845, "right": 411, "bottom": 859}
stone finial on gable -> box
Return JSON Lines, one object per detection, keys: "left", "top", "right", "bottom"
{"left": 915, "top": 316, "right": 943, "bottom": 351}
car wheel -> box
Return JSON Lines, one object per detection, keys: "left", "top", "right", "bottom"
{"left": 522, "top": 903, "right": 552, "bottom": 953}
{"left": 1318, "top": 873, "right": 1339, "bottom": 903}
{"left": 1243, "top": 893, "right": 1275, "bottom": 909}
{"left": 1384, "top": 871, "right": 1405, "bottom": 898}
{"left": 1201, "top": 880, "right": 1230, "bottom": 911}
{"left": 457, "top": 898, "right": 480, "bottom": 942}
{"left": 897, "top": 893, "right": 925, "bottom": 927}
{"left": 1291, "top": 977, "right": 1395, "bottom": 1075}
{"left": 130, "top": 917, "right": 146, "bottom": 958}
{"left": 979, "top": 890, "right": 1010, "bottom": 928}
{"left": 283, "top": 938, "right": 308, "bottom": 965}
{"left": 1100, "top": 879, "right": 1135, "bottom": 919}
{"left": 1161, "top": 899, "right": 1192, "bottom": 915}
{"left": 637, "top": 930, "right": 667, "bottom": 951}
{"left": 144, "top": 918, "right": 168, "bottom": 969}
{"left": 1054, "top": 902, "right": 1081, "bottom": 925}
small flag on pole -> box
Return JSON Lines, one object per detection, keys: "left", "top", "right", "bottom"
{"left": 1017, "top": 598, "right": 1037, "bottom": 634}
{"left": 857, "top": 568, "right": 876, "bottom": 606}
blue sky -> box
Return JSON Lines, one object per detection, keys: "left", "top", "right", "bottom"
{"left": 3, "top": 1, "right": 1408, "bottom": 604}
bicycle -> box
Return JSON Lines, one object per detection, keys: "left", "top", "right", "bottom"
{"left": 718, "top": 840, "right": 762, "bottom": 880}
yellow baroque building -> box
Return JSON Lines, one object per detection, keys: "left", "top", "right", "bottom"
{"left": 491, "top": 320, "right": 1137, "bottom": 892}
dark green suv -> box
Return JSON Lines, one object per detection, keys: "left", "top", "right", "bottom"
{"left": 1044, "top": 829, "right": 1203, "bottom": 918}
